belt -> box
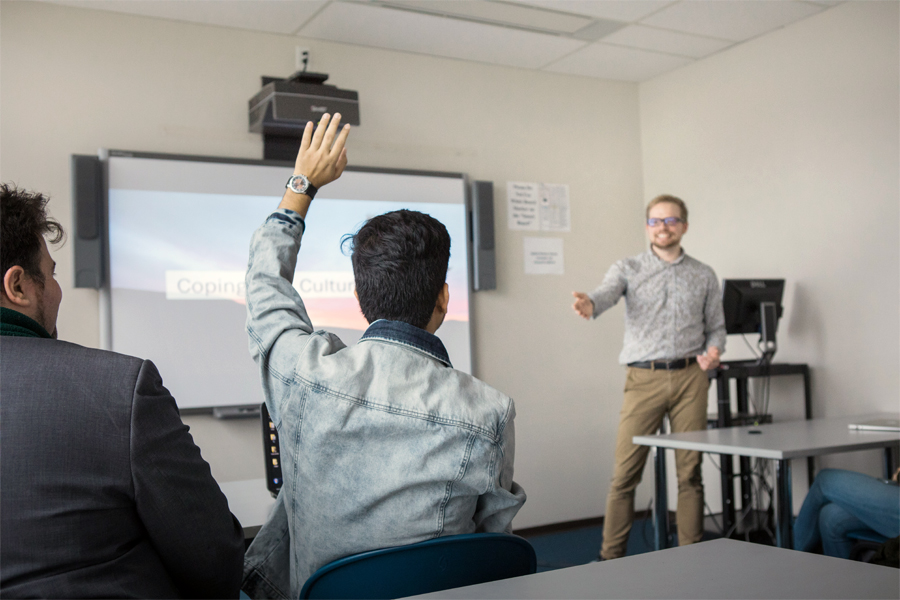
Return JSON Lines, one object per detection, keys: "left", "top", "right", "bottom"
{"left": 628, "top": 357, "right": 697, "bottom": 370}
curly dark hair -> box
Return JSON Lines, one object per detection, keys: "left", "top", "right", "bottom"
{"left": 345, "top": 209, "right": 450, "bottom": 329}
{"left": 1, "top": 183, "right": 65, "bottom": 288}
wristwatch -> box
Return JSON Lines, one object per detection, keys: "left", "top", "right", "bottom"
{"left": 285, "top": 174, "right": 318, "bottom": 199}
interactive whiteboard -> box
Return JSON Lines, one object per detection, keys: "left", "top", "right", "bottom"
{"left": 105, "top": 152, "right": 472, "bottom": 411}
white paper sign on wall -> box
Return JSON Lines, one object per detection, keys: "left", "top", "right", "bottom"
{"left": 524, "top": 237, "right": 564, "bottom": 275}
{"left": 507, "top": 181, "right": 540, "bottom": 230}
{"left": 508, "top": 181, "right": 570, "bottom": 232}
{"left": 539, "top": 183, "right": 570, "bottom": 232}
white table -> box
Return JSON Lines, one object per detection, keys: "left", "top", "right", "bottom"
{"left": 410, "top": 538, "right": 899, "bottom": 599}
{"left": 633, "top": 414, "right": 900, "bottom": 549}
{"left": 219, "top": 478, "right": 277, "bottom": 539}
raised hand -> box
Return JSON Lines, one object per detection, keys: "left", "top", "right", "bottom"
{"left": 572, "top": 291, "right": 594, "bottom": 320}
{"left": 294, "top": 112, "right": 350, "bottom": 188}
{"left": 280, "top": 113, "right": 351, "bottom": 216}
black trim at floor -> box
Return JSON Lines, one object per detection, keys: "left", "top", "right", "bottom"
{"left": 513, "top": 509, "right": 675, "bottom": 538}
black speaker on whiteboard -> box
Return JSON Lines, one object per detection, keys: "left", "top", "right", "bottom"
{"left": 470, "top": 181, "right": 496, "bottom": 291}
{"left": 71, "top": 154, "right": 105, "bottom": 289}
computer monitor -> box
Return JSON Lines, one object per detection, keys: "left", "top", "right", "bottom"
{"left": 722, "top": 279, "right": 785, "bottom": 362}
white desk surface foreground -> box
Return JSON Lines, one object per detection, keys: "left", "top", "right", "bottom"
{"left": 411, "top": 538, "right": 899, "bottom": 599}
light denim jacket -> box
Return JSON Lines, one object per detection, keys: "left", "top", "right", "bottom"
{"left": 242, "top": 210, "right": 526, "bottom": 599}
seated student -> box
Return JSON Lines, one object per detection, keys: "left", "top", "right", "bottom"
{"left": 794, "top": 467, "right": 900, "bottom": 559}
{"left": 241, "top": 114, "right": 526, "bottom": 598}
{"left": 0, "top": 184, "right": 245, "bottom": 598}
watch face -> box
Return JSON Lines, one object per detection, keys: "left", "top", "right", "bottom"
{"left": 288, "top": 175, "right": 309, "bottom": 194}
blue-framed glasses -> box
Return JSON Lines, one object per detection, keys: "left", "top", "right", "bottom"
{"left": 646, "top": 217, "right": 683, "bottom": 227}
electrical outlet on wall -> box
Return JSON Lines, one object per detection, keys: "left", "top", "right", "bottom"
{"left": 296, "top": 46, "right": 310, "bottom": 72}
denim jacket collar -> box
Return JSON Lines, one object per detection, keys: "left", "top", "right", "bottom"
{"left": 359, "top": 319, "right": 452, "bottom": 368}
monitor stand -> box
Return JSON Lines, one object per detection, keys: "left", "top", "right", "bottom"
{"left": 757, "top": 301, "right": 778, "bottom": 364}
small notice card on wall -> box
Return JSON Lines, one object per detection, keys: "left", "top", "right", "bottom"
{"left": 507, "top": 181, "right": 570, "bottom": 232}
{"left": 507, "top": 182, "right": 540, "bottom": 230}
{"left": 524, "top": 237, "right": 564, "bottom": 275}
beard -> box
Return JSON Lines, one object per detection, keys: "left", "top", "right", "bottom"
{"left": 34, "top": 291, "right": 57, "bottom": 339}
{"left": 651, "top": 237, "right": 680, "bottom": 250}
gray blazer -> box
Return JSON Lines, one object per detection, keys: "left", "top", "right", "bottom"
{"left": 0, "top": 337, "right": 245, "bottom": 598}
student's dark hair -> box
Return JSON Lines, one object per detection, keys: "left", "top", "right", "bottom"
{"left": 346, "top": 210, "right": 450, "bottom": 329}
{"left": 1, "top": 183, "right": 65, "bottom": 288}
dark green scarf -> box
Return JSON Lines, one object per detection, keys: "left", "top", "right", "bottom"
{"left": 0, "top": 307, "right": 52, "bottom": 338}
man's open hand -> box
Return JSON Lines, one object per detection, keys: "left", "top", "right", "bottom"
{"left": 295, "top": 112, "right": 350, "bottom": 188}
{"left": 572, "top": 292, "right": 594, "bottom": 320}
{"left": 280, "top": 113, "right": 351, "bottom": 216}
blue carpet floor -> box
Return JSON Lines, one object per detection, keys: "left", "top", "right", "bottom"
{"left": 522, "top": 518, "right": 722, "bottom": 573}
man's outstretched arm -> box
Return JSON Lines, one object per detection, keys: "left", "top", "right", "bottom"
{"left": 572, "top": 262, "right": 627, "bottom": 320}
{"left": 245, "top": 114, "right": 351, "bottom": 423}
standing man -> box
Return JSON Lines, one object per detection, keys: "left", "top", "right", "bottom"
{"left": 0, "top": 184, "right": 245, "bottom": 598}
{"left": 572, "top": 194, "right": 726, "bottom": 560}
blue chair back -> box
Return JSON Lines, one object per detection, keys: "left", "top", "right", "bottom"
{"left": 846, "top": 529, "right": 889, "bottom": 563}
{"left": 846, "top": 529, "right": 888, "bottom": 544}
{"left": 298, "top": 532, "right": 537, "bottom": 599}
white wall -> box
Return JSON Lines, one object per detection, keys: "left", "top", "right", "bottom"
{"left": 0, "top": 0, "right": 646, "bottom": 528}
{"left": 640, "top": 0, "right": 899, "bottom": 506}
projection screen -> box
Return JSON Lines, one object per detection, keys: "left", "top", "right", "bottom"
{"left": 105, "top": 151, "right": 472, "bottom": 411}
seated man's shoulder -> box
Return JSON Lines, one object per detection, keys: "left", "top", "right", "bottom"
{"left": 2, "top": 337, "right": 161, "bottom": 406}
{"left": 23, "top": 338, "right": 145, "bottom": 370}
{"left": 451, "top": 369, "right": 511, "bottom": 405}
{"left": 305, "top": 329, "right": 348, "bottom": 354}
{"left": 5, "top": 336, "right": 145, "bottom": 371}
{"left": 434, "top": 369, "right": 516, "bottom": 429}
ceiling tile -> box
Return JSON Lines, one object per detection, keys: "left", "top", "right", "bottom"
{"left": 299, "top": 2, "right": 587, "bottom": 69}
{"left": 571, "top": 19, "right": 628, "bottom": 42}
{"left": 510, "top": 0, "right": 675, "bottom": 22}
{"left": 544, "top": 42, "right": 692, "bottom": 82}
{"left": 602, "top": 25, "right": 733, "bottom": 59}
{"left": 40, "top": 0, "right": 326, "bottom": 35}
{"left": 381, "top": 0, "right": 593, "bottom": 34}
{"left": 640, "top": 0, "right": 826, "bottom": 42}
{"left": 37, "top": 0, "right": 840, "bottom": 84}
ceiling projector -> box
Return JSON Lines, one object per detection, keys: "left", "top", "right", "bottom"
{"left": 249, "top": 71, "right": 360, "bottom": 137}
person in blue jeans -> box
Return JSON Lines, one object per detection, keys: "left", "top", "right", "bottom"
{"left": 794, "top": 467, "right": 900, "bottom": 559}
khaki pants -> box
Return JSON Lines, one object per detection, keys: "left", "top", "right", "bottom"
{"left": 600, "top": 363, "right": 710, "bottom": 560}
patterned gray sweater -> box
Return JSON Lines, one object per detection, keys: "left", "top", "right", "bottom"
{"left": 588, "top": 249, "right": 726, "bottom": 365}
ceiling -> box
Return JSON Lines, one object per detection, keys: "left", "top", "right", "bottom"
{"left": 42, "top": 0, "right": 840, "bottom": 82}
